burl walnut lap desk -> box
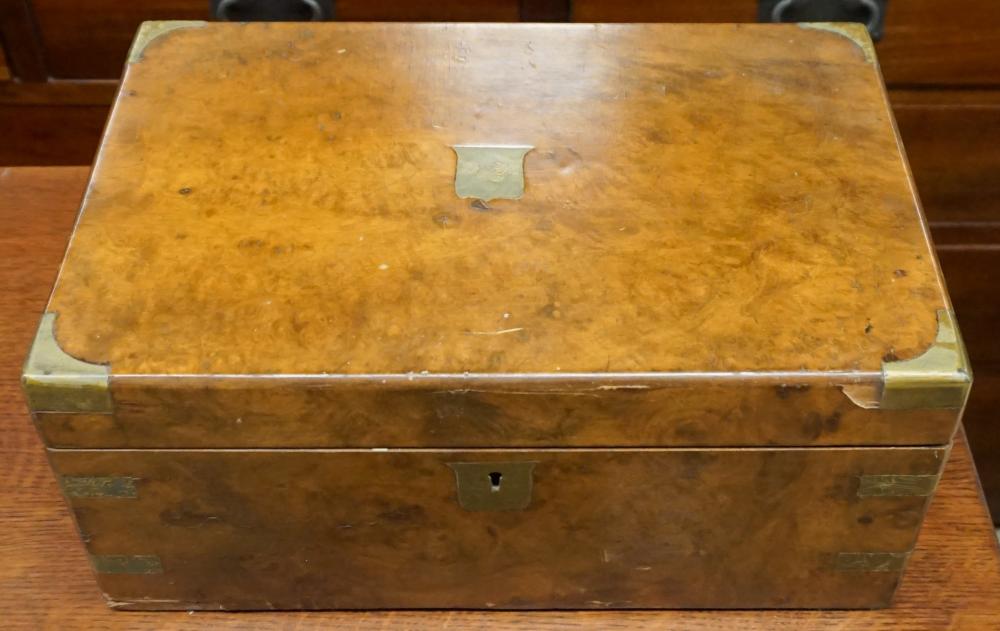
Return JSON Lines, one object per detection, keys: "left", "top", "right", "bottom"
{"left": 2, "top": 170, "right": 1000, "bottom": 626}
{"left": 3, "top": 20, "right": 1000, "bottom": 627}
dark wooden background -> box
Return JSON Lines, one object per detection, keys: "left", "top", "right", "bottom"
{"left": 2, "top": 0, "right": 999, "bottom": 522}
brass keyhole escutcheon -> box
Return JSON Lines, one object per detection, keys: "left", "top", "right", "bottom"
{"left": 488, "top": 471, "right": 502, "bottom": 492}
{"left": 448, "top": 462, "right": 536, "bottom": 511}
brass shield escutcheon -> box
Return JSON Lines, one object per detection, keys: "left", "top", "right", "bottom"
{"left": 452, "top": 145, "right": 533, "bottom": 201}
{"left": 448, "top": 461, "right": 536, "bottom": 511}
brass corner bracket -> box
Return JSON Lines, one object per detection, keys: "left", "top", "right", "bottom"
{"left": 22, "top": 313, "right": 111, "bottom": 413}
{"left": 880, "top": 309, "right": 972, "bottom": 410}
{"left": 127, "top": 20, "right": 207, "bottom": 64}
{"left": 799, "top": 23, "right": 876, "bottom": 65}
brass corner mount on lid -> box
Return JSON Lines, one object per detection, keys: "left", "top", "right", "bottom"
{"left": 22, "top": 312, "right": 111, "bottom": 413}
{"left": 880, "top": 309, "right": 971, "bottom": 410}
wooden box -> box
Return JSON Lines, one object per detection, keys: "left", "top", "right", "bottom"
{"left": 22, "top": 21, "right": 970, "bottom": 610}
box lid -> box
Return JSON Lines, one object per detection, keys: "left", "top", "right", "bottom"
{"left": 25, "top": 22, "right": 969, "bottom": 449}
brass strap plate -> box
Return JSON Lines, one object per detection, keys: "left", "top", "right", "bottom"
{"left": 835, "top": 552, "right": 909, "bottom": 572}
{"left": 91, "top": 555, "right": 163, "bottom": 574}
{"left": 858, "top": 474, "right": 938, "bottom": 497}
{"left": 62, "top": 476, "right": 138, "bottom": 498}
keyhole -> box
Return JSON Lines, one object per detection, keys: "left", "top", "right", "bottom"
{"left": 488, "top": 471, "right": 503, "bottom": 492}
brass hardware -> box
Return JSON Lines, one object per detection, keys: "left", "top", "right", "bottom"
{"left": 835, "top": 552, "right": 908, "bottom": 572}
{"left": 62, "top": 476, "right": 138, "bottom": 499}
{"left": 91, "top": 555, "right": 163, "bottom": 574}
{"left": 858, "top": 474, "right": 938, "bottom": 497}
{"left": 452, "top": 145, "right": 533, "bottom": 202}
{"left": 799, "top": 22, "right": 877, "bottom": 63}
{"left": 22, "top": 313, "right": 112, "bottom": 413}
{"left": 448, "top": 461, "right": 536, "bottom": 511}
{"left": 840, "top": 309, "right": 971, "bottom": 410}
{"left": 881, "top": 309, "right": 972, "bottom": 410}
{"left": 127, "top": 21, "right": 207, "bottom": 64}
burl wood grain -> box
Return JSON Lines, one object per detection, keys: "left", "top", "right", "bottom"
{"left": 49, "top": 445, "right": 947, "bottom": 610}
{"left": 26, "top": 23, "right": 961, "bottom": 450}
{"left": 4, "top": 167, "right": 999, "bottom": 627}
{"left": 37, "top": 377, "right": 958, "bottom": 448}
{"left": 46, "top": 23, "right": 946, "bottom": 377}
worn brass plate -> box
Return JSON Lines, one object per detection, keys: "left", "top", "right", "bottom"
{"left": 448, "top": 461, "right": 536, "bottom": 511}
{"left": 62, "top": 476, "right": 138, "bottom": 498}
{"left": 858, "top": 474, "right": 938, "bottom": 497}
{"left": 835, "top": 552, "right": 909, "bottom": 572}
{"left": 91, "top": 555, "right": 163, "bottom": 574}
{"left": 452, "top": 145, "right": 533, "bottom": 201}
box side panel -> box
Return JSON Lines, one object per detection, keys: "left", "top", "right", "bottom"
{"left": 34, "top": 378, "right": 960, "bottom": 449}
{"left": 48, "top": 446, "right": 948, "bottom": 610}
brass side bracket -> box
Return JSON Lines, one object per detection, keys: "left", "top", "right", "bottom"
{"left": 880, "top": 309, "right": 972, "bottom": 410}
{"left": 127, "top": 20, "right": 207, "bottom": 64}
{"left": 857, "top": 474, "right": 938, "bottom": 497}
{"left": 22, "top": 313, "right": 111, "bottom": 413}
{"left": 91, "top": 555, "right": 163, "bottom": 575}
{"left": 835, "top": 552, "right": 908, "bottom": 572}
{"left": 62, "top": 476, "right": 138, "bottom": 498}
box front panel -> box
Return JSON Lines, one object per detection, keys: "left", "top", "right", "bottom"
{"left": 34, "top": 378, "right": 960, "bottom": 449}
{"left": 50, "top": 446, "right": 946, "bottom": 609}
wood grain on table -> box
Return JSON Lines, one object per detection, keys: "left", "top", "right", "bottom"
{"left": 2, "top": 167, "right": 1000, "bottom": 628}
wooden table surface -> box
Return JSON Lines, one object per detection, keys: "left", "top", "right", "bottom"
{"left": 2, "top": 166, "right": 999, "bottom": 629}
